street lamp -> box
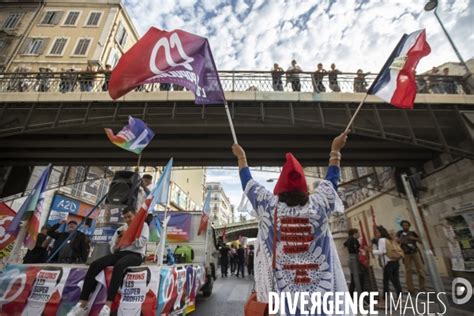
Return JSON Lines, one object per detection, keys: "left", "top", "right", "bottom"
{"left": 424, "top": 0, "right": 473, "bottom": 93}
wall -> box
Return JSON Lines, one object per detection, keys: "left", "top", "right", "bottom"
{"left": 171, "top": 168, "right": 205, "bottom": 209}
{"left": 419, "top": 158, "right": 474, "bottom": 277}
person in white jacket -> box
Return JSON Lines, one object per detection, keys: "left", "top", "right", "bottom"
{"left": 370, "top": 225, "right": 402, "bottom": 304}
{"left": 67, "top": 206, "right": 149, "bottom": 316}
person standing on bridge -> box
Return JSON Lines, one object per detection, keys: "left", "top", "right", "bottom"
{"left": 232, "top": 131, "right": 350, "bottom": 315}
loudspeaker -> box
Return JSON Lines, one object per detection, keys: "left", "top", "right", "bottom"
{"left": 105, "top": 171, "right": 141, "bottom": 207}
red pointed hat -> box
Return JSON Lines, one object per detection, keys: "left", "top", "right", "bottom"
{"left": 273, "top": 153, "right": 308, "bottom": 195}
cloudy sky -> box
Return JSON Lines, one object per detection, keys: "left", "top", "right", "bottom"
{"left": 124, "top": 0, "right": 473, "bottom": 73}
{"left": 123, "top": 0, "right": 473, "bottom": 215}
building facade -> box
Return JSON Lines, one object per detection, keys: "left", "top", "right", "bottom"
{"left": 206, "top": 182, "right": 232, "bottom": 226}
{"left": 169, "top": 168, "right": 205, "bottom": 211}
{"left": 0, "top": 0, "right": 139, "bottom": 72}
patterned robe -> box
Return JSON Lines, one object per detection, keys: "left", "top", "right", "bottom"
{"left": 245, "top": 179, "right": 350, "bottom": 316}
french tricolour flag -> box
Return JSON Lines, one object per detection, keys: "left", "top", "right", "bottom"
{"left": 368, "top": 29, "right": 431, "bottom": 109}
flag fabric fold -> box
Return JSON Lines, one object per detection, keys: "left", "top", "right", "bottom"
{"left": 149, "top": 158, "right": 173, "bottom": 212}
{"left": 117, "top": 196, "right": 152, "bottom": 248}
{"left": 367, "top": 29, "right": 431, "bottom": 109}
{"left": 7, "top": 164, "right": 51, "bottom": 249}
{"left": 105, "top": 116, "right": 155, "bottom": 155}
{"left": 197, "top": 192, "right": 211, "bottom": 236}
{"left": 148, "top": 216, "right": 162, "bottom": 243}
{"left": 109, "top": 27, "right": 225, "bottom": 104}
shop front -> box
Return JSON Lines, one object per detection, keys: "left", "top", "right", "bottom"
{"left": 47, "top": 193, "right": 98, "bottom": 233}
{"left": 442, "top": 202, "right": 474, "bottom": 279}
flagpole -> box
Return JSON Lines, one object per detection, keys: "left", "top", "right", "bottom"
{"left": 136, "top": 153, "right": 143, "bottom": 172}
{"left": 156, "top": 212, "right": 169, "bottom": 266}
{"left": 224, "top": 101, "right": 238, "bottom": 144}
{"left": 156, "top": 164, "right": 172, "bottom": 266}
{"left": 344, "top": 93, "right": 368, "bottom": 133}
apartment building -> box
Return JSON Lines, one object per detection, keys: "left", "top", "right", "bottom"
{"left": 206, "top": 182, "right": 232, "bottom": 226}
{"left": 0, "top": 0, "right": 139, "bottom": 72}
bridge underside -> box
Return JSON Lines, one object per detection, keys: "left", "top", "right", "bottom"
{"left": 223, "top": 228, "right": 258, "bottom": 242}
{"left": 0, "top": 95, "right": 473, "bottom": 167}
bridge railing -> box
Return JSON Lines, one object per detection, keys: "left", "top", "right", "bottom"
{"left": 0, "top": 70, "right": 467, "bottom": 95}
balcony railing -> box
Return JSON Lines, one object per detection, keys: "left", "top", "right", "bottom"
{"left": 0, "top": 71, "right": 468, "bottom": 95}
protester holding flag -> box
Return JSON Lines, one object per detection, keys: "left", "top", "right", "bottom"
{"left": 67, "top": 207, "right": 149, "bottom": 316}
{"left": 232, "top": 131, "right": 349, "bottom": 315}
{"left": 47, "top": 220, "right": 89, "bottom": 263}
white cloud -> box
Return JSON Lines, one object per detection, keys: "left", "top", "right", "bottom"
{"left": 124, "top": 0, "right": 473, "bottom": 73}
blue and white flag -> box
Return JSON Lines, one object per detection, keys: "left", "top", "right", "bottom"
{"left": 149, "top": 158, "right": 173, "bottom": 211}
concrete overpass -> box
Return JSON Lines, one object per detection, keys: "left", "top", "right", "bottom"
{"left": 0, "top": 71, "right": 473, "bottom": 167}
{"left": 214, "top": 220, "right": 258, "bottom": 242}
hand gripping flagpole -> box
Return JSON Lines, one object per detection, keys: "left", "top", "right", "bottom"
{"left": 224, "top": 101, "right": 238, "bottom": 144}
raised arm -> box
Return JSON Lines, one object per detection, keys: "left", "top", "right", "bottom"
{"left": 325, "top": 131, "right": 349, "bottom": 190}
{"left": 231, "top": 144, "right": 275, "bottom": 217}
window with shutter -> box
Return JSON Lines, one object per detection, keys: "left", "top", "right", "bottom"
{"left": 50, "top": 38, "right": 67, "bottom": 55}
{"left": 86, "top": 12, "right": 101, "bottom": 26}
{"left": 0, "top": 39, "right": 7, "bottom": 53}
{"left": 51, "top": 11, "right": 64, "bottom": 25}
{"left": 115, "top": 23, "right": 128, "bottom": 47}
{"left": 26, "top": 38, "right": 44, "bottom": 54}
{"left": 115, "top": 23, "right": 124, "bottom": 43}
{"left": 36, "top": 38, "right": 50, "bottom": 55}
{"left": 73, "top": 38, "right": 91, "bottom": 55}
{"left": 41, "top": 11, "right": 56, "bottom": 25}
{"left": 120, "top": 30, "right": 128, "bottom": 47}
{"left": 64, "top": 11, "right": 80, "bottom": 25}
{"left": 2, "top": 13, "right": 22, "bottom": 29}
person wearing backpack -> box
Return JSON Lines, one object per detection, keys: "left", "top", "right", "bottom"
{"left": 397, "top": 220, "right": 426, "bottom": 293}
{"left": 370, "top": 225, "right": 403, "bottom": 305}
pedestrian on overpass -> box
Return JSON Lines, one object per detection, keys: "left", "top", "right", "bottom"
{"left": 232, "top": 131, "right": 349, "bottom": 315}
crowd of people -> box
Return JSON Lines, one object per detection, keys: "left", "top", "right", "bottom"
{"left": 344, "top": 220, "right": 426, "bottom": 308}
{"left": 217, "top": 239, "right": 254, "bottom": 278}
{"left": 3, "top": 63, "right": 461, "bottom": 94}
{"left": 272, "top": 60, "right": 460, "bottom": 94}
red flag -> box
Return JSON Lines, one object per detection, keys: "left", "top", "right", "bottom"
{"left": 197, "top": 192, "right": 211, "bottom": 236}
{"left": 0, "top": 203, "right": 16, "bottom": 254}
{"left": 118, "top": 195, "right": 153, "bottom": 248}
{"left": 197, "top": 213, "right": 208, "bottom": 236}
{"left": 108, "top": 27, "right": 225, "bottom": 104}
{"left": 358, "top": 220, "right": 369, "bottom": 268}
